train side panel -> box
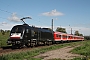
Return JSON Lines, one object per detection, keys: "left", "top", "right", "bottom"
{"left": 54, "top": 32, "right": 84, "bottom": 43}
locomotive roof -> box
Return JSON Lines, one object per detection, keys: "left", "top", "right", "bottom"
{"left": 13, "top": 24, "right": 53, "bottom": 33}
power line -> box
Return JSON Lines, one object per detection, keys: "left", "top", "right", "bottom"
{"left": 0, "top": 8, "right": 51, "bottom": 27}
{"left": 0, "top": 16, "right": 7, "bottom": 20}
{"left": 0, "top": 8, "right": 24, "bottom": 17}
{"left": 0, "top": 9, "right": 12, "bottom": 14}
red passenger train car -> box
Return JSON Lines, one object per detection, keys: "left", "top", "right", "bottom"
{"left": 54, "top": 32, "right": 84, "bottom": 42}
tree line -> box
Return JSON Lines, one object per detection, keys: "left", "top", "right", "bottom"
{"left": 56, "top": 27, "right": 83, "bottom": 36}
{"left": 0, "top": 29, "right": 10, "bottom": 35}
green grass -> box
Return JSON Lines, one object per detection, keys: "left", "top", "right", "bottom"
{"left": 71, "top": 40, "right": 90, "bottom": 60}
{"left": 0, "top": 41, "right": 85, "bottom": 60}
{"left": 0, "top": 32, "right": 9, "bottom": 47}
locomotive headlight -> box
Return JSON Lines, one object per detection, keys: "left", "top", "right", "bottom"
{"left": 20, "top": 37, "right": 23, "bottom": 39}
{"left": 11, "top": 33, "right": 13, "bottom": 36}
{"left": 11, "top": 33, "right": 14, "bottom": 36}
{"left": 7, "top": 41, "right": 11, "bottom": 43}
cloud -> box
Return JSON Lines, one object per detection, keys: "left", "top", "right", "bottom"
{"left": 41, "top": 9, "right": 64, "bottom": 16}
{"left": 0, "top": 23, "right": 13, "bottom": 30}
{"left": 1, "top": 22, "right": 7, "bottom": 25}
{"left": 8, "top": 13, "right": 20, "bottom": 22}
{"left": 0, "top": 22, "right": 21, "bottom": 30}
{"left": 62, "top": 26, "right": 90, "bottom": 36}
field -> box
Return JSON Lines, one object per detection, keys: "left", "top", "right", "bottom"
{"left": 0, "top": 32, "right": 9, "bottom": 47}
{"left": 0, "top": 32, "right": 90, "bottom": 60}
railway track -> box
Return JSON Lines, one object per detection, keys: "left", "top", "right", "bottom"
{"left": 0, "top": 44, "right": 52, "bottom": 56}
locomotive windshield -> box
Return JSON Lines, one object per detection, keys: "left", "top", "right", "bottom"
{"left": 11, "top": 26, "right": 24, "bottom": 33}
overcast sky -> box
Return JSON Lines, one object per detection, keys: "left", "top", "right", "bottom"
{"left": 0, "top": 0, "right": 90, "bottom": 36}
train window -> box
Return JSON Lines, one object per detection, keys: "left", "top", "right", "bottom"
{"left": 11, "top": 26, "right": 23, "bottom": 33}
{"left": 59, "top": 35, "right": 61, "bottom": 38}
{"left": 69, "top": 36, "right": 73, "bottom": 38}
{"left": 62, "top": 35, "right": 63, "bottom": 38}
{"left": 31, "top": 30, "right": 35, "bottom": 37}
{"left": 56, "top": 34, "right": 60, "bottom": 38}
{"left": 56, "top": 34, "right": 58, "bottom": 37}
{"left": 26, "top": 29, "right": 29, "bottom": 33}
{"left": 65, "top": 36, "right": 67, "bottom": 38}
{"left": 68, "top": 36, "right": 70, "bottom": 38}
{"left": 63, "top": 35, "right": 67, "bottom": 38}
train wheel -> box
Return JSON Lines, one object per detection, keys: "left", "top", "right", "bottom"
{"left": 12, "top": 44, "right": 22, "bottom": 49}
{"left": 18, "top": 45, "right": 22, "bottom": 49}
{"left": 30, "top": 43, "right": 34, "bottom": 48}
{"left": 26, "top": 43, "right": 31, "bottom": 47}
{"left": 51, "top": 41, "right": 53, "bottom": 45}
{"left": 43, "top": 41, "right": 46, "bottom": 46}
{"left": 67, "top": 40, "right": 70, "bottom": 43}
{"left": 35, "top": 40, "right": 39, "bottom": 47}
{"left": 61, "top": 40, "right": 63, "bottom": 44}
{"left": 46, "top": 41, "right": 50, "bottom": 46}
{"left": 12, "top": 45, "right": 16, "bottom": 49}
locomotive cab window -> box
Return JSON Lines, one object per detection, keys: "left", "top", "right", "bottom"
{"left": 26, "top": 29, "right": 29, "bottom": 33}
{"left": 31, "top": 30, "right": 35, "bottom": 37}
{"left": 11, "top": 26, "right": 23, "bottom": 33}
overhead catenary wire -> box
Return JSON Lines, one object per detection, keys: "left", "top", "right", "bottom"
{"left": 0, "top": 9, "right": 12, "bottom": 14}
{"left": 0, "top": 8, "right": 52, "bottom": 28}
{"left": 0, "top": 1, "right": 51, "bottom": 25}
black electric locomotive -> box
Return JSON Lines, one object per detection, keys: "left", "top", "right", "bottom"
{"left": 7, "top": 24, "right": 54, "bottom": 48}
